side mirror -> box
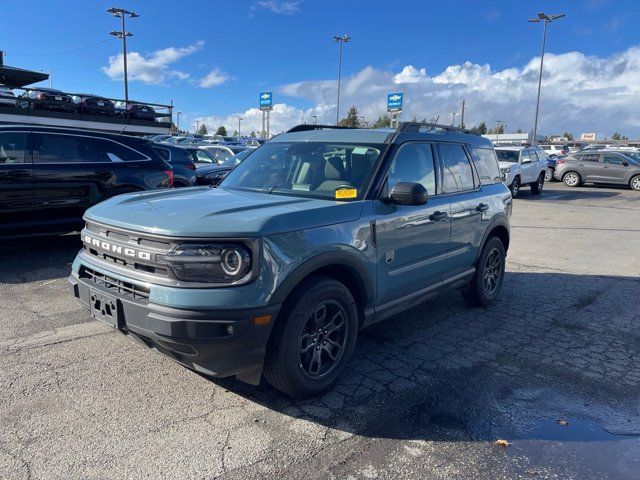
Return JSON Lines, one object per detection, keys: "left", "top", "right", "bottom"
{"left": 388, "top": 182, "right": 428, "bottom": 206}
{"left": 521, "top": 158, "right": 532, "bottom": 164}
{"left": 622, "top": 161, "right": 630, "bottom": 167}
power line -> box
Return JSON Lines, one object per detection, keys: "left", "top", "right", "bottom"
{"left": 4, "top": 38, "right": 115, "bottom": 57}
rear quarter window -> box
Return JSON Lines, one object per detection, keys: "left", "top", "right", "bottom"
{"left": 470, "top": 148, "right": 502, "bottom": 186}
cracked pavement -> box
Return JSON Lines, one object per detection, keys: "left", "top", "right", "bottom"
{"left": 1, "top": 183, "right": 640, "bottom": 479}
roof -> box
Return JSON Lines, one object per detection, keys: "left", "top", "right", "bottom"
{"left": 0, "top": 124, "right": 150, "bottom": 143}
{"left": 0, "top": 65, "right": 49, "bottom": 89}
{"left": 494, "top": 146, "right": 525, "bottom": 151}
{"left": 273, "top": 128, "right": 393, "bottom": 144}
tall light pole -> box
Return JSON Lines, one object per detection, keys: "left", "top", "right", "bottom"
{"left": 311, "top": 115, "right": 318, "bottom": 125}
{"left": 333, "top": 34, "right": 351, "bottom": 125}
{"left": 451, "top": 112, "right": 457, "bottom": 126}
{"left": 176, "top": 111, "right": 182, "bottom": 132}
{"left": 528, "top": 12, "right": 565, "bottom": 145}
{"left": 107, "top": 7, "right": 139, "bottom": 109}
{"left": 238, "top": 117, "right": 243, "bottom": 136}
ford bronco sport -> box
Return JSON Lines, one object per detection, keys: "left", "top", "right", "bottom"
{"left": 69, "top": 123, "right": 511, "bottom": 397}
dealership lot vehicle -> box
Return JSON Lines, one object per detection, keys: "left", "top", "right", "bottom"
{"left": 152, "top": 144, "right": 198, "bottom": 187}
{"left": 18, "top": 87, "right": 75, "bottom": 113}
{"left": 495, "top": 146, "right": 548, "bottom": 197}
{"left": 3, "top": 182, "right": 640, "bottom": 479}
{"left": 200, "top": 144, "right": 249, "bottom": 163}
{"left": 71, "top": 94, "right": 116, "bottom": 117}
{"left": 539, "top": 144, "right": 569, "bottom": 157}
{"left": 0, "top": 126, "right": 173, "bottom": 236}
{"left": 196, "top": 148, "right": 253, "bottom": 186}
{"left": 0, "top": 84, "right": 17, "bottom": 107}
{"left": 115, "top": 101, "right": 156, "bottom": 121}
{"left": 554, "top": 150, "right": 640, "bottom": 190}
{"left": 69, "top": 123, "right": 509, "bottom": 397}
{"left": 177, "top": 145, "right": 218, "bottom": 165}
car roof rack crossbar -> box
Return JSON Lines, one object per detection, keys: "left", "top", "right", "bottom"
{"left": 397, "top": 122, "right": 479, "bottom": 136}
{"left": 286, "top": 124, "right": 354, "bottom": 133}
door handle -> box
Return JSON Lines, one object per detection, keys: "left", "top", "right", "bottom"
{"left": 476, "top": 203, "right": 489, "bottom": 212}
{"left": 8, "top": 170, "right": 31, "bottom": 178}
{"left": 429, "top": 211, "right": 448, "bottom": 221}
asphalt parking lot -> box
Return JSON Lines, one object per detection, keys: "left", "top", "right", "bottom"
{"left": 1, "top": 182, "right": 639, "bottom": 480}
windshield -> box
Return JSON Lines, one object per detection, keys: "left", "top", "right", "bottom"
{"left": 221, "top": 141, "right": 385, "bottom": 200}
{"left": 222, "top": 149, "right": 252, "bottom": 166}
{"left": 496, "top": 150, "right": 519, "bottom": 162}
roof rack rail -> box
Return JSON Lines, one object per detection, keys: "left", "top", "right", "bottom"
{"left": 286, "top": 124, "right": 354, "bottom": 133}
{"left": 397, "top": 122, "right": 479, "bottom": 136}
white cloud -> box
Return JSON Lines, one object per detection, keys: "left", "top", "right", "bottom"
{"left": 198, "top": 69, "right": 229, "bottom": 88}
{"left": 275, "top": 46, "right": 640, "bottom": 137}
{"left": 253, "top": 1, "right": 301, "bottom": 15}
{"left": 102, "top": 41, "right": 204, "bottom": 85}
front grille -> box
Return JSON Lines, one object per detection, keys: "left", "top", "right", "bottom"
{"left": 80, "top": 266, "right": 150, "bottom": 301}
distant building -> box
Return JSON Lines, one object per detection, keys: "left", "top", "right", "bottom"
{"left": 481, "top": 133, "right": 545, "bottom": 145}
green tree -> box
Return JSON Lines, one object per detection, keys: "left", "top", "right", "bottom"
{"left": 372, "top": 114, "right": 391, "bottom": 128}
{"left": 197, "top": 123, "right": 208, "bottom": 135}
{"left": 472, "top": 122, "right": 487, "bottom": 135}
{"left": 611, "top": 132, "right": 622, "bottom": 140}
{"left": 338, "top": 105, "right": 360, "bottom": 128}
{"left": 215, "top": 126, "right": 227, "bottom": 136}
{"left": 562, "top": 131, "right": 574, "bottom": 141}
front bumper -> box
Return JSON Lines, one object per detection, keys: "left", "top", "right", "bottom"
{"left": 69, "top": 269, "right": 280, "bottom": 383}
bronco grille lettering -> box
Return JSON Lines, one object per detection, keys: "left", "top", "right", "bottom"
{"left": 84, "top": 234, "right": 152, "bottom": 261}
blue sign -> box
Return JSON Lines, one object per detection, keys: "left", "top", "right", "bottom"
{"left": 387, "top": 92, "right": 403, "bottom": 112}
{"left": 259, "top": 91, "right": 273, "bottom": 111}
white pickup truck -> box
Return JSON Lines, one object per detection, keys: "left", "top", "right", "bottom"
{"left": 495, "top": 146, "right": 548, "bottom": 198}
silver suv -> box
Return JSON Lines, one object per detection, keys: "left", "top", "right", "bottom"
{"left": 554, "top": 151, "right": 640, "bottom": 191}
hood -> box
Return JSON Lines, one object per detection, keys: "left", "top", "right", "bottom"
{"left": 196, "top": 164, "right": 233, "bottom": 175}
{"left": 84, "top": 186, "right": 363, "bottom": 237}
{"left": 498, "top": 161, "right": 518, "bottom": 170}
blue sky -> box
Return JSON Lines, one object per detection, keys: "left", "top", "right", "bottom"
{"left": 2, "top": 0, "right": 640, "bottom": 136}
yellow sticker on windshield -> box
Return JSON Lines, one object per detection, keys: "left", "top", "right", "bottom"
{"left": 335, "top": 188, "right": 357, "bottom": 199}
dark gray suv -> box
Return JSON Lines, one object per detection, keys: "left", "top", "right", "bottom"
{"left": 554, "top": 151, "right": 640, "bottom": 191}
{"left": 69, "top": 123, "right": 512, "bottom": 397}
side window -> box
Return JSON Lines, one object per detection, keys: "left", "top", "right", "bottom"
{"left": 579, "top": 154, "right": 599, "bottom": 162}
{"left": 439, "top": 143, "right": 475, "bottom": 193}
{"left": 470, "top": 148, "right": 501, "bottom": 185}
{"left": 520, "top": 150, "right": 531, "bottom": 162}
{"left": 196, "top": 150, "right": 215, "bottom": 163}
{"left": 152, "top": 147, "right": 170, "bottom": 162}
{"left": 93, "top": 138, "right": 148, "bottom": 162}
{"left": 530, "top": 150, "right": 539, "bottom": 161}
{"left": 387, "top": 142, "right": 436, "bottom": 195}
{"left": 33, "top": 133, "right": 95, "bottom": 163}
{"left": 0, "top": 132, "right": 28, "bottom": 164}
{"left": 602, "top": 154, "right": 625, "bottom": 165}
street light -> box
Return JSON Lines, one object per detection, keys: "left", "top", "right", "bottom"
{"left": 107, "top": 7, "right": 138, "bottom": 109}
{"left": 528, "top": 12, "right": 565, "bottom": 145}
{"left": 238, "top": 117, "right": 243, "bottom": 136}
{"left": 451, "top": 112, "right": 457, "bottom": 126}
{"left": 333, "top": 34, "right": 351, "bottom": 125}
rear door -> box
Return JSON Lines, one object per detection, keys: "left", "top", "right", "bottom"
{"left": 576, "top": 153, "right": 604, "bottom": 182}
{"left": 0, "top": 130, "right": 32, "bottom": 228}
{"left": 438, "top": 142, "right": 486, "bottom": 278}
{"left": 374, "top": 141, "right": 451, "bottom": 308}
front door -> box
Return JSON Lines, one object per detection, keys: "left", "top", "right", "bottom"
{"left": 600, "top": 153, "right": 631, "bottom": 184}
{"left": 574, "top": 153, "right": 601, "bottom": 182}
{"left": 374, "top": 142, "right": 451, "bottom": 308}
{"left": 0, "top": 130, "right": 33, "bottom": 229}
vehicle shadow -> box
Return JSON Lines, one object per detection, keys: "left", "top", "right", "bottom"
{"left": 0, "top": 234, "right": 81, "bottom": 284}
{"left": 518, "top": 188, "right": 623, "bottom": 201}
{"left": 211, "top": 270, "right": 640, "bottom": 445}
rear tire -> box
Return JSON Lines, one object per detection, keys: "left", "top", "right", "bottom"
{"left": 531, "top": 172, "right": 545, "bottom": 194}
{"left": 263, "top": 277, "right": 358, "bottom": 397}
{"left": 544, "top": 168, "right": 554, "bottom": 182}
{"left": 462, "top": 236, "right": 506, "bottom": 307}
{"left": 563, "top": 171, "right": 581, "bottom": 187}
{"left": 509, "top": 176, "right": 521, "bottom": 198}
{"left": 630, "top": 175, "right": 640, "bottom": 191}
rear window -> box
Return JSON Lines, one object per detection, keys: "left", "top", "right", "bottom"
{"left": 470, "top": 148, "right": 502, "bottom": 185}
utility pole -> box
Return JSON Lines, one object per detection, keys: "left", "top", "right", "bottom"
{"left": 528, "top": 12, "right": 565, "bottom": 145}
{"left": 238, "top": 117, "right": 243, "bottom": 136}
{"left": 451, "top": 112, "right": 457, "bottom": 126}
{"left": 176, "top": 111, "right": 182, "bottom": 132}
{"left": 333, "top": 34, "right": 351, "bottom": 125}
{"left": 495, "top": 120, "right": 505, "bottom": 144}
{"left": 460, "top": 99, "right": 466, "bottom": 128}
{"left": 107, "top": 8, "right": 139, "bottom": 109}
{"left": 194, "top": 120, "right": 200, "bottom": 134}
{"left": 311, "top": 115, "right": 318, "bottom": 125}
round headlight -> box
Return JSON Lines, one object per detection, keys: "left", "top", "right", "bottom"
{"left": 221, "top": 249, "right": 243, "bottom": 275}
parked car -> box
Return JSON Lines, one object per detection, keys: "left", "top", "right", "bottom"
{"left": 177, "top": 146, "right": 218, "bottom": 165}
{"left": 69, "top": 122, "right": 511, "bottom": 397}
{"left": 554, "top": 151, "right": 640, "bottom": 191}
{"left": 495, "top": 146, "right": 548, "bottom": 197}
{"left": 71, "top": 94, "right": 116, "bottom": 117}
{"left": 539, "top": 144, "right": 569, "bottom": 158}
{"left": 152, "top": 144, "right": 198, "bottom": 187}
{"left": 0, "top": 84, "right": 17, "bottom": 107}
{"left": 200, "top": 144, "right": 249, "bottom": 163}
{"left": 244, "top": 138, "right": 265, "bottom": 148}
{"left": 148, "top": 134, "right": 173, "bottom": 143}
{"left": 115, "top": 101, "right": 156, "bottom": 121}
{"left": 196, "top": 148, "right": 253, "bottom": 186}
{"left": 0, "top": 126, "right": 173, "bottom": 236}
{"left": 18, "top": 88, "right": 75, "bottom": 113}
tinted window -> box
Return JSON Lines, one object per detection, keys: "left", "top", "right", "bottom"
{"left": 602, "top": 154, "right": 626, "bottom": 165}
{"left": 0, "top": 132, "right": 28, "bottom": 164}
{"left": 470, "top": 148, "right": 501, "bottom": 185}
{"left": 439, "top": 143, "right": 475, "bottom": 193}
{"left": 33, "top": 133, "right": 147, "bottom": 163}
{"left": 387, "top": 142, "right": 436, "bottom": 195}
{"left": 153, "top": 146, "right": 170, "bottom": 161}
{"left": 577, "top": 154, "right": 599, "bottom": 162}
{"left": 495, "top": 150, "right": 519, "bottom": 162}
{"left": 95, "top": 138, "right": 147, "bottom": 162}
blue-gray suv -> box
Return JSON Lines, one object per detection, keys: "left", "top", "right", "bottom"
{"left": 69, "top": 123, "right": 512, "bottom": 397}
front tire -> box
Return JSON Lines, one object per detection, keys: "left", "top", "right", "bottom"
{"left": 563, "top": 171, "right": 581, "bottom": 187}
{"left": 531, "top": 172, "right": 545, "bottom": 194}
{"left": 510, "top": 176, "right": 521, "bottom": 198}
{"left": 630, "top": 175, "right": 640, "bottom": 191}
{"left": 462, "top": 236, "right": 506, "bottom": 307}
{"left": 264, "top": 277, "right": 358, "bottom": 397}
{"left": 544, "top": 168, "right": 554, "bottom": 182}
